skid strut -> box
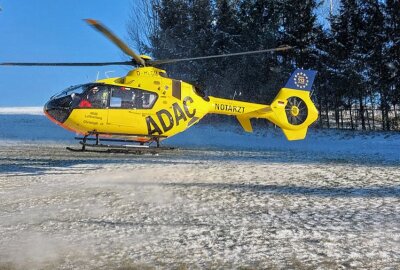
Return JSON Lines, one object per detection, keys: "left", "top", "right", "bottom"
{"left": 66, "top": 132, "right": 172, "bottom": 154}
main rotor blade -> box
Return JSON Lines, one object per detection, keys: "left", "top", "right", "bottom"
{"left": 147, "top": 46, "right": 294, "bottom": 66}
{"left": 85, "top": 19, "right": 145, "bottom": 66}
{"left": 0, "top": 61, "right": 134, "bottom": 66}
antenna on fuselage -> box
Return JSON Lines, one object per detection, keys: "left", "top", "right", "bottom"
{"left": 105, "top": 71, "right": 114, "bottom": 78}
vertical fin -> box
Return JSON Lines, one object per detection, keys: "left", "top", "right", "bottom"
{"left": 284, "top": 69, "right": 317, "bottom": 91}
{"left": 282, "top": 128, "right": 308, "bottom": 140}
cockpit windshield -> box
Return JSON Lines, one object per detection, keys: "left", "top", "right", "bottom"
{"left": 51, "top": 83, "right": 103, "bottom": 100}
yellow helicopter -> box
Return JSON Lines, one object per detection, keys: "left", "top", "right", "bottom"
{"left": 1, "top": 19, "right": 318, "bottom": 152}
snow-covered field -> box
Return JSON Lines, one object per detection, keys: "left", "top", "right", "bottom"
{"left": 0, "top": 108, "right": 399, "bottom": 269}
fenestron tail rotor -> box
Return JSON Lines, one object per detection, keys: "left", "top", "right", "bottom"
{"left": 285, "top": 97, "right": 308, "bottom": 125}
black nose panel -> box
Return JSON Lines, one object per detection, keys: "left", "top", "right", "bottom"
{"left": 44, "top": 96, "right": 73, "bottom": 123}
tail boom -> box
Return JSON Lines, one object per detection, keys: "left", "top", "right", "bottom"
{"left": 207, "top": 96, "right": 271, "bottom": 132}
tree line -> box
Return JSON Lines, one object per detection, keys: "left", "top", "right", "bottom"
{"left": 129, "top": 0, "right": 400, "bottom": 131}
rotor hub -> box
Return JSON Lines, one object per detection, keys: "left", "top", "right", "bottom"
{"left": 290, "top": 106, "right": 300, "bottom": 117}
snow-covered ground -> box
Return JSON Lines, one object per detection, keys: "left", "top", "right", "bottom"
{"left": 0, "top": 107, "right": 44, "bottom": 115}
{"left": 0, "top": 108, "right": 399, "bottom": 269}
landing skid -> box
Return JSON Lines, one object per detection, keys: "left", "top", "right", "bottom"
{"left": 66, "top": 133, "right": 173, "bottom": 154}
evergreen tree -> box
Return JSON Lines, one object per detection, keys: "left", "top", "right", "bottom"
{"left": 213, "top": 0, "right": 241, "bottom": 54}
{"left": 278, "top": 0, "right": 321, "bottom": 69}
{"left": 181, "top": 0, "right": 214, "bottom": 84}
{"left": 127, "top": 0, "right": 399, "bottom": 131}
{"left": 361, "top": 0, "right": 387, "bottom": 130}
{"left": 153, "top": 0, "right": 191, "bottom": 75}
{"left": 208, "top": 0, "right": 242, "bottom": 98}
{"left": 314, "top": 27, "right": 344, "bottom": 128}
{"left": 235, "top": 0, "right": 290, "bottom": 103}
{"left": 329, "top": 0, "right": 367, "bottom": 130}
{"left": 385, "top": 0, "right": 400, "bottom": 129}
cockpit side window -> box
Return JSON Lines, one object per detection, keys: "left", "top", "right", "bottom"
{"left": 77, "top": 85, "right": 109, "bottom": 108}
{"left": 87, "top": 86, "right": 109, "bottom": 108}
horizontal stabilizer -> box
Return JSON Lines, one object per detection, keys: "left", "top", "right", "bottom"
{"left": 236, "top": 116, "right": 253, "bottom": 132}
{"left": 282, "top": 128, "right": 308, "bottom": 141}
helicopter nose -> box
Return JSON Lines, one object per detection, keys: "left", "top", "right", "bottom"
{"left": 44, "top": 96, "right": 72, "bottom": 123}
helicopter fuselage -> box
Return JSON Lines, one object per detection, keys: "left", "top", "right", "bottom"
{"left": 44, "top": 67, "right": 258, "bottom": 141}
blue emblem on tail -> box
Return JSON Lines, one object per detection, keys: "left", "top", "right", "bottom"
{"left": 284, "top": 69, "right": 317, "bottom": 91}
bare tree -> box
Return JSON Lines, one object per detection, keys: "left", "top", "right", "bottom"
{"left": 127, "top": 0, "right": 160, "bottom": 55}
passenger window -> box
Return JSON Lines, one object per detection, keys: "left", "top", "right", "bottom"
{"left": 110, "top": 87, "right": 135, "bottom": 108}
{"left": 142, "top": 92, "right": 157, "bottom": 108}
{"left": 132, "top": 90, "right": 158, "bottom": 109}
{"left": 110, "top": 88, "right": 157, "bottom": 109}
